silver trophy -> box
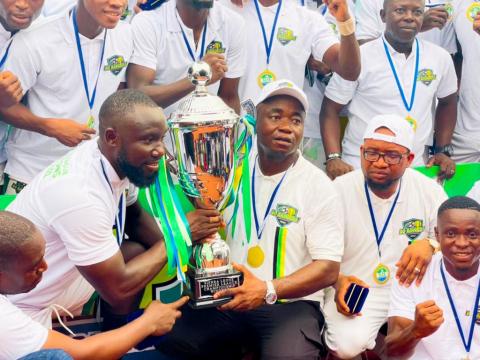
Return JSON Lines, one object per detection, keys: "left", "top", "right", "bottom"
{"left": 168, "top": 61, "right": 244, "bottom": 309}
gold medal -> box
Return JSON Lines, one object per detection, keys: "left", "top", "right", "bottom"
{"left": 87, "top": 115, "right": 95, "bottom": 129}
{"left": 466, "top": 2, "right": 480, "bottom": 22}
{"left": 405, "top": 115, "right": 417, "bottom": 132}
{"left": 257, "top": 69, "right": 276, "bottom": 89}
{"left": 373, "top": 263, "right": 391, "bottom": 285}
{"left": 247, "top": 245, "right": 265, "bottom": 268}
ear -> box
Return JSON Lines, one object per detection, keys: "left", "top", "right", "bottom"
{"left": 380, "top": 9, "right": 386, "bottom": 24}
{"left": 406, "top": 152, "right": 415, "bottom": 166}
{"left": 104, "top": 128, "right": 120, "bottom": 147}
{"left": 360, "top": 144, "right": 364, "bottom": 157}
{"left": 434, "top": 226, "right": 439, "bottom": 241}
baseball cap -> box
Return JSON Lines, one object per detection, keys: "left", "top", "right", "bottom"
{"left": 363, "top": 114, "right": 415, "bottom": 152}
{"left": 255, "top": 79, "right": 309, "bottom": 113}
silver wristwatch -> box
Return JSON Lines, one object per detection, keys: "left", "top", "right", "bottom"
{"left": 265, "top": 280, "right": 278, "bottom": 305}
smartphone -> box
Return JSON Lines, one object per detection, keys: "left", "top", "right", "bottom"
{"left": 139, "top": 0, "right": 166, "bottom": 11}
{"left": 344, "top": 283, "right": 369, "bottom": 315}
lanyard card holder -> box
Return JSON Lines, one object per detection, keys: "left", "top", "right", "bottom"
{"left": 139, "top": 0, "right": 165, "bottom": 10}
{"left": 344, "top": 283, "right": 369, "bottom": 315}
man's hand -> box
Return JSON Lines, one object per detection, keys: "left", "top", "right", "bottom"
{"left": 334, "top": 273, "right": 369, "bottom": 316}
{"left": 474, "top": 14, "right": 480, "bottom": 35}
{"left": 214, "top": 263, "right": 267, "bottom": 311}
{"left": 144, "top": 296, "right": 189, "bottom": 336}
{"left": 426, "top": 153, "right": 456, "bottom": 181}
{"left": 202, "top": 54, "right": 228, "bottom": 85}
{"left": 412, "top": 300, "right": 444, "bottom": 339}
{"left": 421, "top": 7, "right": 449, "bottom": 31}
{"left": 134, "top": 0, "right": 147, "bottom": 13}
{"left": 186, "top": 208, "right": 223, "bottom": 242}
{"left": 324, "top": 0, "right": 351, "bottom": 22}
{"left": 326, "top": 158, "right": 354, "bottom": 180}
{"left": 0, "top": 71, "right": 22, "bottom": 109}
{"left": 307, "top": 56, "right": 332, "bottom": 76}
{"left": 395, "top": 239, "right": 433, "bottom": 287}
{"left": 44, "top": 118, "right": 96, "bottom": 147}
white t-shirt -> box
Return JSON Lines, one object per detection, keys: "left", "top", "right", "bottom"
{"left": 3, "top": 12, "right": 133, "bottom": 183}
{"left": 0, "top": 22, "right": 12, "bottom": 164}
{"left": 130, "top": 0, "right": 246, "bottom": 117}
{"left": 226, "top": 152, "right": 344, "bottom": 303}
{"left": 389, "top": 253, "right": 480, "bottom": 359}
{"left": 0, "top": 295, "right": 48, "bottom": 359}
{"left": 222, "top": 0, "right": 338, "bottom": 105}
{"left": 325, "top": 36, "right": 458, "bottom": 167}
{"left": 333, "top": 168, "right": 447, "bottom": 288}
{"left": 354, "top": 0, "right": 458, "bottom": 53}
{"left": 442, "top": 0, "right": 480, "bottom": 136}
{"left": 7, "top": 140, "right": 137, "bottom": 310}
{"left": 468, "top": 180, "right": 480, "bottom": 203}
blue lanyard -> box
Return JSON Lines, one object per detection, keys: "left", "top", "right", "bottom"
{"left": 364, "top": 181, "right": 401, "bottom": 256}
{"left": 253, "top": 0, "right": 282, "bottom": 66}
{"left": 72, "top": 7, "right": 107, "bottom": 112}
{"left": 440, "top": 259, "right": 480, "bottom": 356}
{"left": 382, "top": 38, "right": 419, "bottom": 112}
{"left": 176, "top": 13, "right": 207, "bottom": 61}
{"left": 0, "top": 40, "right": 12, "bottom": 70}
{"left": 251, "top": 155, "right": 289, "bottom": 240}
{"left": 100, "top": 160, "right": 125, "bottom": 246}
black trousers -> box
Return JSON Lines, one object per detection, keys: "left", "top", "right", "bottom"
{"left": 157, "top": 300, "right": 324, "bottom": 360}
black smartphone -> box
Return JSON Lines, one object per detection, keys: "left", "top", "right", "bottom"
{"left": 344, "top": 283, "right": 369, "bottom": 315}
{"left": 139, "top": 0, "right": 166, "bottom": 11}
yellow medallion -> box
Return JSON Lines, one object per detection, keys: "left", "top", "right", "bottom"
{"left": 247, "top": 245, "right": 265, "bottom": 268}
{"left": 466, "top": 2, "right": 480, "bottom": 21}
{"left": 87, "top": 115, "right": 95, "bottom": 129}
{"left": 373, "top": 263, "right": 391, "bottom": 285}
{"left": 257, "top": 69, "right": 276, "bottom": 89}
{"left": 405, "top": 115, "right": 417, "bottom": 132}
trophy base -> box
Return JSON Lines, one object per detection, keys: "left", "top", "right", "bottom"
{"left": 186, "top": 268, "right": 244, "bottom": 309}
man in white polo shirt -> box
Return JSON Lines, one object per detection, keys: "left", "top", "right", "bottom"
{"left": 156, "top": 80, "right": 344, "bottom": 360}
{"left": 321, "top": 0, "right": 457, "bottom": 181}
{"left": 0, "top": 0, "right": 133, "bottom": 193}
{"left": 323, "top": 114, "right": 446, "bottom": 359}
{"left": 127, "top": 0, "right": 245, "bottom": 115}
{"left": 222, "top": 0, "right": 360, "bottom": 110}
{"left": 386, "top": 196, "right": 480, "bottom": 360}
{"left": 355, "top": 0, "right": 457, "bottom": 53}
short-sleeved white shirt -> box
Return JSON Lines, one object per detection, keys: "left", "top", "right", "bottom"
{"left": 130, "top": 0, "right": 246, "bottom": 117}
{"left": 325, "top": 36, "right": 457, "bottom": 167}
{"left": 3, "top": 12, "right": 133, "bottom": 183}
{"left": 0, "top": 295, "right": 48, "bottom": 359}
{"left": 388, "top": 253, "right": 480, "bottom": 359}
{"left": 226, "top": 152, "right": 344, "bottom": 303}
{"left": 333, "top": 168, "right": 446, "bottom": 288}
{"left": 221, "top": 0, "right": 338, "bottom": 104}
{"left": 355, "top": 0, "right": 458, "bottom": 53}
{"left": 7, "top": 140, "right": 135, "bottom": 310}
{"left": 0, "top": 23, "right": 12, "bottom": 164}
{"left": 468, "top": 180, "right": 480, "bottom": 203}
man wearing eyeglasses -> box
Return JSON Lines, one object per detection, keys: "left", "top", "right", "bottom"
{"left": 322, "top": 114, "right": 447, "bottom": 359}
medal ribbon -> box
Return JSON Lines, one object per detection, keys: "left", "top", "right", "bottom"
{"left": 364, "top": 181, "right": 401, "bottom": 256}
{"left": 440, "top": 259, "right": 480, "bottom": 356}
{"left": 254, "top": 0, "right": 282, "bottom": 66}
{"left": 176, "top": 12, "right": 207, "bottom": 61}
{"left": 72, "top": 7, "right": 107, "bottom": 115}
{"left": 252, "top": 155, "right": 289, "bottom": 240}
{"left": 0, "top": 40, "right": 12, "bottom": 70}
{"left": 382, "top": 38, "right": 419, "bottom": 112}
{"left": 100, "top": 160, "right": 126, "bottom": 246}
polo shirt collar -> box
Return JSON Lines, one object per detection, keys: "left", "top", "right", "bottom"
{"left": 61, "top": 9, "right": 107, "bottom": 45}
{"left": 364, "top": 176, "right": 405, "bottom": 204}
{"left": 381, "top": 33, "right": 419, "bottom": 61}
{"left": 94, "top": 141, "right": 129, "bottom": 191}
{"left": 166, "top": 0, "right": 223, "bottom": 33}
{"left": 434, "top": 256, "right": 480, "bottom": 288}
{"left": 0, "top": 22, "right": 12, "bottom": 46}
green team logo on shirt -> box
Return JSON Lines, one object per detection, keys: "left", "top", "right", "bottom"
{"left": 43, "top": 153, "right": 72, "bottom": 179}
{"left": 271, "top": 204, "right": 300, "bottom": 226}
{"left": 399, "top": 218, "right": 425, "bottom": 242}
{"left": 206, "top": 40, "right": 226, "bottom": 54}
{"left": 466, "top": 2, "right": 480, "bottom": 21}
{"left": 417, "top": 69, "right": 437, "bottom": 86}
{"left": 104, "top": 55, "right": 128, "bottom": 75}
{"left": 277, "top": 27, "right": 297, "bottom": 45}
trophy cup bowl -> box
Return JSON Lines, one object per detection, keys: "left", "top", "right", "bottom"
{"left": 168, "top": 61, "right": 244, "bottom": 309}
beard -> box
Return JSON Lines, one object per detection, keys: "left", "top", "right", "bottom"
{"left": 366, "top": 177, "right": 396, "bottom": 192}
{"left": 189, "top": 0, "right": 214, "bottom": 8}
{"left": 118, "top": 148, "right": 157, "bottom": 188}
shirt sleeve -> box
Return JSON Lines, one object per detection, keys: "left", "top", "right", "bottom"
{"left": 388, "top": 277, "right": 416, "bottom": 320}
{"left": 126, "top": 183, "right": 138, "bottom": 207}
{"left": 130, "top": 12, "right": 160, "bottom": 70}
{"left": 354, "top": 0, "right": 383, "bottom": 41}
{"left": 324, "top": 72, "right": 358, "bottom": 105}
{"left": 436, "top": 48, "right": 458, "bottom": 99}
{"left": 3, "top": 32, "right": 40, "bottom": 93}
{"left": 304, "top": 176, "right": 344, "bottom": 262}
{"left": 467, "top": 181, "right": 480, "bottom": 203}
{"left": 224, "top": 9, "right": 246, "bottom": 79}
{"left": 309, "top": 10, "right": 339, "bottom": 63}
{"left": 0, "top": 297, "right": 48, "bottom": 360}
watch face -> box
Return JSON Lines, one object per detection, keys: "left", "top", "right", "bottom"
{"left": 265, "top": 292, "right": 277, "bottom": 305}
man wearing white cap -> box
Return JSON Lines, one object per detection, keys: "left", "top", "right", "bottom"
{"left": 156, "top": 80, "right": 344, "bottom": 360}
{"left": 323, "top": 114, "right": 447, "bottom": 359}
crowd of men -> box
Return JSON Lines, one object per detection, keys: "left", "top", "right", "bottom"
{"left": 0, "top": 0, "right": 479, "bottom": 359}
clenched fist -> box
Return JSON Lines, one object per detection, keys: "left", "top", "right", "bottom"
{"left": 201, "top": 53, "right": 228, "bottom": 85}
{"left": 324, "top": 0, "right": 350, "bottom": 22}
{"left": 412, "top": 300, "right": 444, "bottom": 339}
{"left": 474, "top": 14, "right": 480, "bottom": 35}
{"left": 0, "top": 71, "right": 22, "bottom": 109}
